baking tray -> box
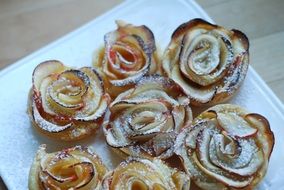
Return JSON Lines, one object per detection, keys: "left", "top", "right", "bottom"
{"left": 0, "top": 0, "right": 283, "bottom": 189}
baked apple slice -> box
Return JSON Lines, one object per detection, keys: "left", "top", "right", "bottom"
{"left": 163, "top": 18, "right": 249, "bottom": 106}
{"left": 29, "top": 145, "right": 108, "bottom": 190}
{"left": 103, "top": 75, "right": 192, "bottom": 159}
{"left": 175, "top": 104, "right": 274, "bottom": 190}
{"left": 101, "top": 157, "right": 190, "bottom": 190}
{"left": 28, "top": 60, "right": 109, "bottom": 141}
{"left": 93, "top": 20, "right": 160, "bottom": 98}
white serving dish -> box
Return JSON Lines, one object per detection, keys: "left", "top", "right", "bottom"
{"left": 0, "top": 0, "right": 283, "bottom": 189}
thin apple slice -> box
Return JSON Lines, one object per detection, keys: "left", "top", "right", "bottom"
{"left": 125, "top": 90, "right": 180, "bottom": 106}
{"left": 180, "top": 34, "right": 220, "bottom": 76}
{"left": 80, "top": 67, "right": 104, "bottom": 97}
{"left": 217, "top": 112, "right": 258, "bottom": 138}
{"left": 128, "top": 114, "right": 173, "bottom": 140}
{"left": 193, "top": 153, "right": 253, "bottom": 188}
{"left": 134, "top": 75, "right": 179, "bottom": 95}
{"left": 103, "top": 22, "right": 154, "bottom": 87}
{"left": 109, "top": 65, "right": 149, "bottom": 86}
{"left": 171, "top": 65, "right": 216, "bottom": 103}
{"left": 172, "top": 106, "right": 186, "bottom": 131}
{"left": 41, "top": 162, "right": 95, "bottom": 189}
{"left": 104, "top": 119, "right": 133, "bottom": 148}
{"left": 71, "top": 162, "right": 94, "bottom": 189}
{"left": 48, "top": 69, "right": 90, "bottom": 109}
{"left": 38, "top": 76, "right": 57, "bottom": 115}
{"left": 101, "top": 156, "right": 189, "bottom": 190}
{"left": 181, "top": 34, "right": 233, "bottom": 86}
{"left": 48, "top": 82, "right": 83, "bottom": 110}
{"left": 32, "top": 102, "right": 72, "bottom": 133}
{"left": 245, "top": 113, "right": 274, "bottom": 159}
{"left": 33, "top": 60, "right": 66, "bottom": 91}
{"left": 43, "top": 170, "right": 75, "bottom": 183}
{"left": 74, "top": 68, "right": 108, "bottom": 122}
{"left": 74, "top": 96, "right": 107, "bottom": 122}
{"left": 209, "top": 134, "right": 264, "bottom": 176}
{"left": 195, "top": 129, "right": 253, "bottom": 187}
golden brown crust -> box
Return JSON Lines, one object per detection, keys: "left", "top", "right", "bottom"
{"left": 174, "top": 104, "right": 274, "bottom": 190}
{"left": 162, "top": 18, "right": 250, "bottom": 106}
{"left": 244, "top": 113, "right": 274, "bottom": 159}
{"left": 29, "top": 145, "right": 108, "bottom": 190}
{"left": 101, "top": 157, "right": 190, "bottom": 190}
{"left": 231, "top": 29, "right": 250, "bottom": 52}
{"left": 171, "top": 18, "right": 217, "bottom": 40}
{"left": 28, "top": 60, "right": 109, "bottom": 141}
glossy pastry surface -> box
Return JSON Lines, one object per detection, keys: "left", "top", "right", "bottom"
{"left": 163, "top": 18, "right": 249, "bottom": 106}
{"left": 175, "top": 104, "right": 274, "bottom": 190}
{"left": 28, "top": 60, "right": 109, "bottom": 141}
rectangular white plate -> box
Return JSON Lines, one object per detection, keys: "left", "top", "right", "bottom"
{"left": 0, "top": 0, "right": 284, "bottom": 189}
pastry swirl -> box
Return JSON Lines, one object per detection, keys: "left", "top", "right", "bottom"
{"left": 94, "top": 20, "right": 160, "bottom": 98}
{"left": 29, "top": 145, "right": 108, "bottom": 190}
{"left": 103, "top": 75, "right": 192, "bottom": 159}
{"left": 101, "top": 157, "right": 190, "bottom": 190}
{"left": 175, "top": 104, "right": 274, "bottom": 190}
{"left": 163, "top": 18, "right": 249, "bottom": 106}
{"left": 28, "top": 60, "right": 109, "bottom": 141}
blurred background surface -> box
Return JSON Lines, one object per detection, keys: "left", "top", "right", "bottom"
{"left": 0, "top": 0, "right": 283, "bottom": 188}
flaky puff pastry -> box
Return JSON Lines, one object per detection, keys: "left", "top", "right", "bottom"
{"left": 103, "top": 75, "right": 192, "bottom": 159}
{"left": 94, "top": 20, "right": 160, "bottom": 99}
{"left": 163, "top": 19, "right": 249, "bottom": 106}
{"left": 101, "top": 157, "right": 190, "bottom": 190}
{"left": 29, "top": 145, "right": 108, "bottom": 190}
{"left": 28, "top": 60, "right": 109, "bottom": 141}
{"left": 175, "top": 104, "right": 274, "bottom": 190}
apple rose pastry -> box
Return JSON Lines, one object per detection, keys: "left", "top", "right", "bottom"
{"left": 101, "top": 157, "right": 190, "bottom": 190}
{"left": 28, "top": 60, "right": 109, "bottom": 141}
{"left": 29, "top": 145, "right": 108, "bottom": 190}
{"left": 175, "top": 104, "right": 274, "bottom": 190}
{"left": 103, "top": 75, "right": 192, "bottom": 159}
{"left": 94, "top": 20, "right": 160, "bottom": 98}
{"left": 163, "top": 18, "right": 249, "bottom": 106}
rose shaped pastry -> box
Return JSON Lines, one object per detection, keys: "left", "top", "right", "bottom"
{"left": 29, "top": 145, "right": 108, "bottom": 190}
{"left": 94, "top": 20, "right": 160, "bottom": 98}
{"left": 163, "top": 19, "right": 249, "bottom": 106}
{"left": 103, "top": 75, "right": 192, "bottom": 159}
{"left": 28, "top": 60, "right": 109, "bottom": 141}
{"left": 175, "top": 104, "right": 274, "bottom": 190}
{"left": 101, "top": 157, "right": 190, "bottom": 190}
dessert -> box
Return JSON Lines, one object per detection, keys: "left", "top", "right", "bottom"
{"left": 175, "top": 104, "right": 274, "bottom": 189}
{"left": 163, "top": 18, "right": 249, "bottom": 106}
{"left": 93, "top": 20, "right": 160, "bottom": 98}
{"left": 103, "top": 75, "right": 192, "bottom": 159}
{"left": 101, "top": 157, "right": 190, "bottom": 190}
{"left": 28, "top": 60, "right": 109, "bottom": 141}
{"left": 29, "top": 145, "right": 108, "bottom": 190}
{"left": 25, "top": 18, "right": 276, "bottom": 189}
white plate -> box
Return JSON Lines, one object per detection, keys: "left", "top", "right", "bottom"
{"left": 0, "top": 0, "right": 284, "bottom": 189}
